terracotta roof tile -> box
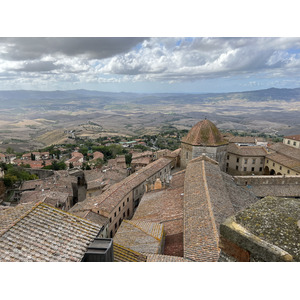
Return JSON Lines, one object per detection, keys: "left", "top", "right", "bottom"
{"left": 269, "top": 143, "right": 300, "bottom": 161}
{"left": 266, "top": 152, "right": 300, "bottom": 172}
{"left": 113, "top": 243, "right": 147, "bottom": 262}
{"left": 78, "top": 158, "right": 172, "bottom": 215}
{"left": 113, "top": 220, "right": 164, "bottom": 254}
{"left": 0, "top": 202, "right": 101, "bottom": 262}
{"left": 145, "top": 253, "right": 192, "bottom": 262}
{"left": 181, "top": 119, "right": 228, "bottom": 146}
{"left": 227, "top": 143, "right": 267, "bottom": 156}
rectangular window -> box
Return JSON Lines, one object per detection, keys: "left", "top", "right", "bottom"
{"left": 186, "top": 152, "right": 188, "bottom": 159}
{"left": 273, "top": 162, "right": 275, "bottom": 167}
{"left": 119, "top": 207, "right": 121, "bottom": 212}
{"left": 244, "top": 159, "right": 248, "bottom": 164}
{"left": 244, "top": 167, "right": 247, "bottom": 171}
{"left": 236, "top": 158, "right": 239, "bottom": 163}
{"left": 226, "top": 163, "right": 229, "bottom": 167}
{"left": 293, "top": 142, "right": 296, "bottom": 146}
{"left": 251, "top": 167, "right": 255, "bottom": 172}
{"left": 280, "top": 166, "right": 282, "bottom": 170}
{"left": 259, "top": 167, "right": 262, "bottom": 172}
{"left": 260, "top": 158, "right": 264, "bottom": 164}
{"left": 252, "top": 159, "right": 256, "bottom": 164}
{"left": 123, "top": 212, "right": 125, "bottom": 218}
{"left": 109, "top": 218, "right": 112, "bottom": 223}
{"left": 267, "top": 160, "right": 269, "bottom": 163}
{"left": 127, "top": 197, "right": 129, "bottom": 202}
{"left": 114, "top": 212, "right": 116, "bottom": 217}
{"left": 287, "top": 140, "right": 290, "bottom": 144}
{"left": 123, "top": 202, "right": 125, "bottom": 207}
{"left": 287, "top": 170, "right": 290, "bottom": 174}
{"left": 227, "top": 155, "right": 229, "bottom": 160}
{"left": 115, "top": 223, "right": 117, "bottom": 229}
{"left": 236, "top": 166, "right": 238, "bottom": 170}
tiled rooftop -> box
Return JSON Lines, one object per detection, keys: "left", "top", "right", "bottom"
{"left": 0, "top": 202, "right": 101, "bottom": 262}
{"left": 266, "top": 152, "right": 300, "bottom": 172}
{"left": 68, "top": 208, "right": 109, "bottom": 227}
{"left": 183, "top": 156, "right": 234, "bottom": 262}
{"left": 113, "top": 220, "right": 164, "bottom": 254}
{"left": 228, "top": 136, "right": 256, "bottom": 144}
{"left": 133, "top": 170, "right": 185, "bottom": 256}
{"left": 145, "top": 253, "right": 192, "bottom": 262}
{"left": 79, "top": 157, "right": 172, "bottom": 216}
{"left": 269, "top": 143, "right": 300, "bottom": 161}
{"left": 20, "top": 190, "right": 69, "bottom": 207}
{"left": 227, "top": 143, "right": 267, "bottom": 156}
{"left": 181, "top": 119, "right": 228, "bottom": 146}
{"left": 113, "top": 243, "right": 147, "bottom": 262}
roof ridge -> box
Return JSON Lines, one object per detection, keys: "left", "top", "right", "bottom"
{"left": 0, "top": 201, "right": 43, "bottom": 237}
{"left": 91, "top": 157, "right": 172, "bottom": 209}
{"left": 125, "top": 220, "right": 163, "bottom": 241}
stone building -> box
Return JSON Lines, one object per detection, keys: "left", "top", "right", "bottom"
{"left": 180, "top": 119, "right": 228, "bottom": 171}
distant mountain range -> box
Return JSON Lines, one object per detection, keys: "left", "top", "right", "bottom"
{"left": 0, "top": 87, "right": 300, "bottom": 107}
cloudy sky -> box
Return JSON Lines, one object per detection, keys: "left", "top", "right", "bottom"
{"left": 1, "top": 37, "right": 300, "bottom": 93}
{"left": 1, "top": 0, "right": 300, "bottom": 94}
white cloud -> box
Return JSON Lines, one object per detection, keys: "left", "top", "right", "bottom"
{"left": 1, "top": 37, "right": 300, "bottom": 90}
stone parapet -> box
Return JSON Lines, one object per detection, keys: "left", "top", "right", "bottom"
{"left": 220, "top": 217, "right": 293, "bottom": 262}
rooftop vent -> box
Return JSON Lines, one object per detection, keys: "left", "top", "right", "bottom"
{"left": 82, "top": 238, "right": 113, "bottom": 262}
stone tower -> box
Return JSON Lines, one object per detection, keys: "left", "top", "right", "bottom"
{"left": 180, "top": 119, "right": 228, "bottom": 171}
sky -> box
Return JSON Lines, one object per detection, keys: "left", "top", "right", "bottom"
{"left": 1, "top": 1, "right": 300, "bottom": 95}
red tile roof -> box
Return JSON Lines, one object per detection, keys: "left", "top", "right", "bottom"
{"left": 80, "top": 157, "right": 172, "bottom": 216}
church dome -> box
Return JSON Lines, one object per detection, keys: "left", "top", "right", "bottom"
{"left": 181, "top": 119, "right": 227, "bottom": 146}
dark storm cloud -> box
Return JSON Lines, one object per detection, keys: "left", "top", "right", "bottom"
{"left": 0, "top": 37, "right": 148, "bottom": 61}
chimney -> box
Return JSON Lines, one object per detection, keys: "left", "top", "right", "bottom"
{"left": 82, "top": 238, "right": 113, "bottom": 262}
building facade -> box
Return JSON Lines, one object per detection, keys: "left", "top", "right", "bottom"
{"left": 226, "top": 143, "right": 267, "bottom": 175}
{"left": 283, "top": 135, "right": 300, "bottom": 149}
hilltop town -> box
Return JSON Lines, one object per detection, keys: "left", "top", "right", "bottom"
{"left": 0, "top": 119, "right": 299, "bottom": 262}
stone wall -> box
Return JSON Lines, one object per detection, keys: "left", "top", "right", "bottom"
{"left": 26, "top": 168, "right": 54, "bottom": 179}
{"left": 180, "top": 143, "right": 193, "bottom": 168}
{"left": 234, "top": 175, "right": 300, "bottom": 186}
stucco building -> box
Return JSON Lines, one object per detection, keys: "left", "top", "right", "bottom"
{"left": 283, "top": 134, "right": 300, "bottom": 149}
{"left": 264, "top": 143, "right": 300, "bottom": 175}
{"left": 226, "top": 143, "right": 267, "bottom": 175}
